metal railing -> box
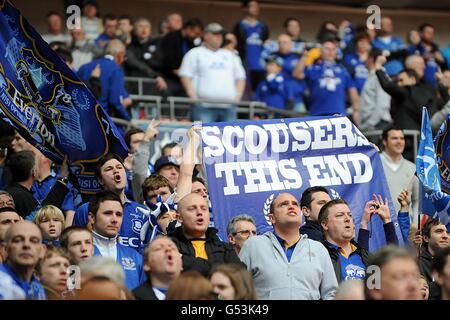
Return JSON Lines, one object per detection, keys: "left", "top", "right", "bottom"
{"left": 124, "top": 77, "right": 309, "bottom": 121}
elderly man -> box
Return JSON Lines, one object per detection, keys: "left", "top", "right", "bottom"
{"left": 0, "top": 221, "right": 46, "bottom": 300}
{"left": 78, "top": 40, "right": 132, "bottom": 120}
{"left": 180, "top": 22, "right": 246, "bottom": 122}
{"left": 227, "top": 214, "right": 257, "bottom": 254}
{"left": 124, "top": 17, "right": 167, "bottom": 91}
{"left": 239, "top": 192, "right": 338, "bottom": 300}
{"left": 170, "top": 193, "right": 241, "bottom": 276}
{"left": 132, "top": 236, "right": 183, "bottom": 300}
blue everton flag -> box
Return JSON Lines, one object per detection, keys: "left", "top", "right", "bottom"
{"left": 417, "top": 107, "right": 450, "bottom": 228}
{"left": 0, "top": 1, "right": 128, "bottom": 195}
{"left": 201, "top": 115, "right": 404, "bottom": 251}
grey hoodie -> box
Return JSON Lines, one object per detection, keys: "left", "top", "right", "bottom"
{"left": 239, "top": 232, "right": 338, "bottom": 300}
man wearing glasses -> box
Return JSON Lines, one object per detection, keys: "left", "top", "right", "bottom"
{"left": 227, "top": 214, "right": 257, "bottom": 254}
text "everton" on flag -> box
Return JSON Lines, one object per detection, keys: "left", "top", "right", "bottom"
{"left": 0, "top": 0, "right": 128, "bottom": 195}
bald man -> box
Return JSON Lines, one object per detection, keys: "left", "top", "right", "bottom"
{"left": 169, "top": 193, "right": 242, "bottom": 276}
{"left": 78, "top": 39, "right": 132, "bottom": 120}
{"left": 0, "top": 221, "right": 47, "bottom": 300}
{"left": 239, "top": 192, "right": 338, "bottom": 300}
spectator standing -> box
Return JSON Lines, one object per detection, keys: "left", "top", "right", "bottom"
{"left": 95, "top": 14, "right": 118, "bottom": 51}
{"left": 254, "top": 55, "right": 296, "bottom": 111}
{"left": 294, "top": 35, "right": 360, "bottom": 124}
{"left": 344, "top": 33, "right": 371, "bottom": 94}
{"left": 180, "top": 23, "right": 246, "bottom": 122}
{"left": 69, "top": 26, "right": 100, "bottom": 71}
{"left": 80, "top": 0, "right": 103, "bottom": 42}
{"left": 124, "top": 18, "right": 167, "bottom": 92}
{"left": 408, "top": 24, "right": 447, "bottom": 87}
{"left": 5, "top": 151, "right": 69, "bottom": 219}
{"left": 372, "top": 17, "right": 406, "bottom": 77}
{"left": 209, "top": 263, "right": 256, "bottom": 300}
{"left": 233, "top": 0, "right": 269, "bottom": 90}
{"left": 299, "top": 186, "right": 331, "bottom": 241}
{"left": 378, "top": 126, "right": 419, "bottom": 223}
{"left": 42, "top": 12, "right": 71, "bottom": 46}
{"left": 116, "top": 15, "right": 134, "bottom": 46}
{"left": 359, "top": 48, "right": 392, "bottom": 131}
{"left": 166, "top": 13, "right": 183, "bottom": 33}
{"left": 35, "top": 246, "right": 71, "bottom": 299}
{"left": 419, "top": 219, "right": 450, "bottom": 283}
{"left": 160, "top": 18, "right": 203, "bottom": 96}
{"left": 78, "top": 40, "right": 132, "bottom": 120}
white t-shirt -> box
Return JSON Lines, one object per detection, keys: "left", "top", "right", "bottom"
{"left": 179, "top": 46, "right": 246, "bottom": 101}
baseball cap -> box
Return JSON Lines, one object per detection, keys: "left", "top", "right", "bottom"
{"left": 204, "top": 23, "right": 224, "bottom": 34}
{"left": 154, "top": 156, "right": 180, "bottom": 172}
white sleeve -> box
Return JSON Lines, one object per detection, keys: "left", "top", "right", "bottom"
{"left": 233, "top": 54, "right": 246, "bottom": 80}
{"left": 179, "top": 49, "right": 197, "bottom": 78}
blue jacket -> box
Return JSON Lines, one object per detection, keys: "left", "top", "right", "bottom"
{"left": 93, "top": 244, "right": 146, "bottom": 290}
{"left": 0, "top": 264, "right": 46, "bottom": 300}
{"left": 254, "top": 73, "right": 296, "bottom": 109}
{"left": 304, "top": 60, "right": 355, "bottom": 116}
{"left": 397, "top": 211, "right": 411, "bottom": 245}
{"left": 72, "top": 199, "right": 147, "bottom": 252}
{"left": 31, "top": 171, "right": 82, "bottom": 213}
{"left": 78, "top": 56, "right": 131, "bottom": 120}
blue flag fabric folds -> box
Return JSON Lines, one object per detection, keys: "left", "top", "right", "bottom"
{"left": 416, "top": 107, "right": 450, "bottom": 228}
{"left": 0, "top": 1, "right": 127, "bottom": 195}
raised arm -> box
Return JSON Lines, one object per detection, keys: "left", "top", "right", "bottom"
{"left": 374, "top": 55, "right": 407, "bottom": 101}
{"left": 293, "top": 51, "right": 309, "bottom": 80}
{"left": 132, "top": 119, "right": 160, "bottom": 203}
{"left": 175, "top": 125, "right": 201, "bottom": 202}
